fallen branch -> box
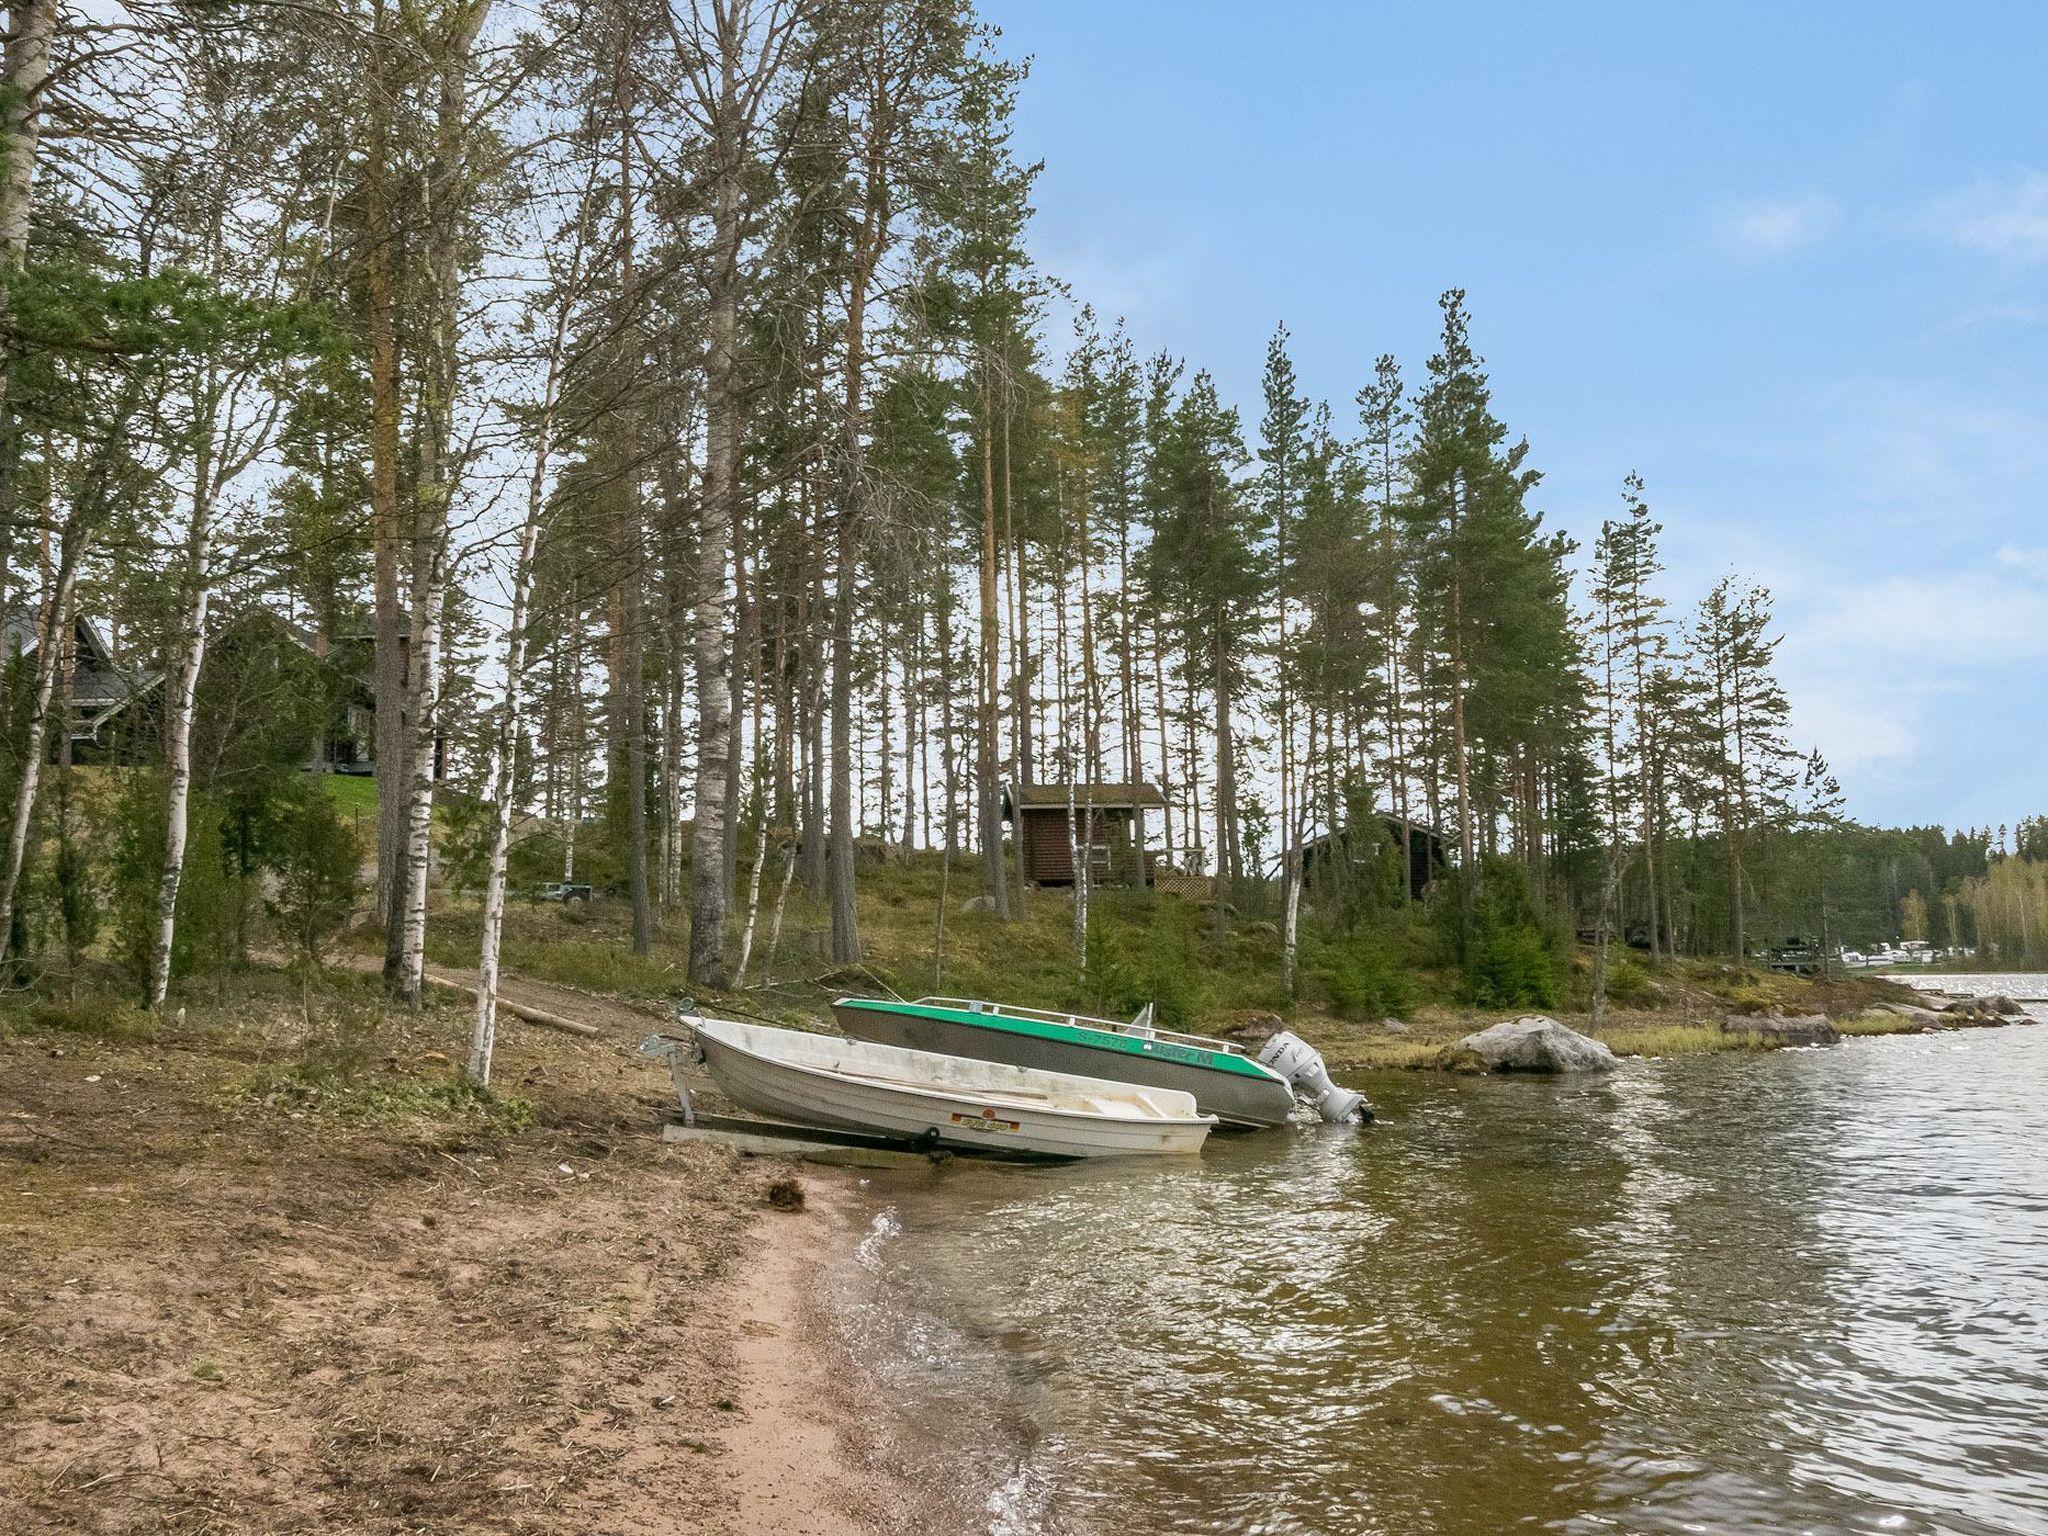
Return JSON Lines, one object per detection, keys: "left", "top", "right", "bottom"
{"left": 421, "top": 974, "right": 601, "bottom": 1038}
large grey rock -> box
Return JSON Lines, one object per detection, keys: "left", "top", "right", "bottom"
{"left": 1722, "top": 1011, "right": 1839, "bottom": 1045}
{"left": 1381, "top": 1018, "right": 1413, "bottom": 1036}
{"left": 1938, "top": 994, "right": 2027, "bottom": 1026}
{"left": 1456, "top": 1016, "right": 1617, "bottom": 1073}
{"left": 959, "top": 894, "right": 998, "bottom": 915}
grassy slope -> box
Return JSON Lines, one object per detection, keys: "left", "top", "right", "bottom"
{"left": 408, "top": 851, "right": 1924, "bottom": 1068}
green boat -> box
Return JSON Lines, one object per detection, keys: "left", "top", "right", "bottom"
{"left": 831, "top": 996, "right": 1367, "bottom": 1130}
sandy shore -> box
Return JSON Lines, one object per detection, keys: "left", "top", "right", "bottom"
{"left": 0, "top": 973, "right": 919, "bottom": 1535}
{"left": 705, "top": 1172, "right": 937, "bottom": 1535}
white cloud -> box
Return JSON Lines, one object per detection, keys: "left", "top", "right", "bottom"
{"left": 1710, "top": 194, "right": 1838, "bottom": 259}
{"left": 1796, "top": 572, "right": 2048, "bottom": 665}
{"left": 1921, "top": 171, "right": 2048, "bottom": 263}
{"left": 1776, "top": 562, "right": 2048, "bottom": 794}
{"left": 1996, "top": 543, "right": 2048, "bottom": 581}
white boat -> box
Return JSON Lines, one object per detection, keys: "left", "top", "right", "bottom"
{"left": 683, "top": 1014, "right": 1216, "bottom": 1160}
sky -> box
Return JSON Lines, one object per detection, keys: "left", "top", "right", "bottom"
{"left": 982, "top": 0, "right": 2048, "bottom": 834}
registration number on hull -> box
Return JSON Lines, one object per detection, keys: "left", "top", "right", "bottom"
{"left": 948, "top": 1108, "right": 1022, "bottom": 1134}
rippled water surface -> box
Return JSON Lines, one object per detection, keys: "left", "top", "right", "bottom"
{"left": 830, "top": 982, "right": 2048, "bottom": 1535}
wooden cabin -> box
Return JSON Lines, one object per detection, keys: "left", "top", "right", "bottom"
{"left": 1300, "top": 815, "right": 1448, "bottom": 901}
{"left": 1002, "top": 781, "right": 1165, "bottom": 888}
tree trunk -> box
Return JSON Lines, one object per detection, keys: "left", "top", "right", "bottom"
{"left": 827, "top": 504, "right": 860, "bottom": 961}
{"left": 148, "top": 457, "right": 216, "bottom": 1010}
{"left": 688, "top": 157, "right": 737, "bottom": 983}
{"left": 975, "top": 383, "right": 1008, "bottom": 914}
{"left": 395, "top": 0, "right": 491, "bottom": 1003}
{"left": 365, "top": 0, "right": 409, "bottom": 986}
{"left": 470, "top": 166, "right": 588, "bottom": 1085}
{"left": 0, "top": 527, "right": 79, "bottom": 969}
{"left": 470, "top": 483, "right": 544, "bottom": 1084}
{"left": 397, "top": 553, "right": 444, "bottom": 1007}
{"left": 0, "top": 0, "right": 55, "bottom": 434}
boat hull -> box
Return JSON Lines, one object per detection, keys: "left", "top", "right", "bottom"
{"left": 692, "top": 1018, "right": 1213, "bottom": 1160}
{"left": 832, "top": 1001, "right": 1298, "bottom": 1130}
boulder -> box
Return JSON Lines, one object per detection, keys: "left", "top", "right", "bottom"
{"left": 1722, "top": 1011, "right": 1839, "bottom": 1046}
{"left": 959, "top": 894, "right": 998, "bottom": 915}
{"left": 1381, "top": 1018, "right": 1413, "bottom": 1036}
{"left": 1455, "top": 1016, "right": 1617, "bottom": 1074}
{"left": 1938, "top": 995, "right": 2026, "bottom": 1026}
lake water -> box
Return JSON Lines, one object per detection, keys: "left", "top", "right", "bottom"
{"left": 828, "top": 978, "right": 2048, "bottom": 1535}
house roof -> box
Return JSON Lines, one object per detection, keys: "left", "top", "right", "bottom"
{"left": 1002, "top": 781, "right": 1167, "bottom": 813}
{"left": 1302, "top": 816, "right": 1448, "bottom": 851}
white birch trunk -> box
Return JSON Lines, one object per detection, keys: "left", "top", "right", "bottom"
{"left": 731, "top": 814, "right": 771, "bottom": 987}
{"left": 759, "top": 836, "right": 798, "bottom": 987}
{"left": 563, "top": 613, "right": 581, "bottom": 882}
{"left": 148, "top": 509, "right": 214, "bottom": 1010}
{"left": 398, "top": 569, "right": 444, "bottom": 1007}
{"left": 1281, "top": 839, "right": 1302, "bottom": 997}
{"left": 1066, "top": 780, "right": 1086, "bottom": 985}
{"left": 470, "top": 525, "right": 540, "bottom": 1084}
{"left": 469, "top": 152, "right": 591, "bottom": 1081}
{"left": 0, "top": 540, "right": 78, "bottom": 967}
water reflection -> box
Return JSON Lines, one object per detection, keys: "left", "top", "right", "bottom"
{"left": 829, "top": 993, "right": 2048, "bottom": 1535}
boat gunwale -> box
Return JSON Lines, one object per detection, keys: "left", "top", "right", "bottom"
{"left": 833, "top": 995, "right": 1286, "bottom": 1084}
{"left": 695, "top": 1017, "right": 1217, "bottom": 1130}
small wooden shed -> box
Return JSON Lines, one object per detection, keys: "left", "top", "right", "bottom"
{"left": 1002, "top": 781, "right": 1165, "bottom": 888}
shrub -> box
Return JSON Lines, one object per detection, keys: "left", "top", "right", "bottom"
{"left": 266, "top": 781, "right": 362, "bottom": 976}
{"left": 1321, "top": 935, "right": 1411, "bottom": 1020}
{"left": 1466, "top": 925, "right": 1558, "bottom": 1009}
{"left": 1438, "top": 857, "right": 1562, "bottom": 1009}
{"left": 1604, "top": 957, "right": 1654, "bottom": 1006}
{"left": 1093, "top": 902, "right": 1212, "bottom": 1029}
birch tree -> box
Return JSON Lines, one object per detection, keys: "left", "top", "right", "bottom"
{"left": 470, "top": 159, "right": 598, "bottom": 1085}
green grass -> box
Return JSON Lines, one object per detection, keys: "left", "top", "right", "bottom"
{"left": 319, "top": 773, "right": 380, "bottom": 817}
{"left": 3, "top": 995, "right": 160, "bottom": 1043}
{"left": 391, "top": 848, "right": 1937, "bottom": 1073}
{"left": 1834, "top": 1009, "right": 1932, "bottom": 1038}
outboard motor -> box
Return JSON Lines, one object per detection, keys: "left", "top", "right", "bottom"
{"left": 1258, "top": 1031, "right": 1371, "bottom": 1124}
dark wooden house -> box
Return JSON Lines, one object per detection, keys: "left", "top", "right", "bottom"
{"left": 1002, "top": 781, "right": 1165, "bottom": 888}
{"left": 1301, "top": 815, "right": 1448, "bottom": 901}
{"left": 2, "top": 606, "right": 158, "bottom": 760}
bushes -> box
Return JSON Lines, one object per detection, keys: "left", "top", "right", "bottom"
{"left": 266, "top": 779, "right": 361, "bottom": 975}
{"left": 1465, "top": 924, "right": 1558, "bottom": 1009}
{"left": 1604, "top": 956, "right": 1654, "bottom": 1005}
{"left": 1319, "top": 933, "right": 1411, "bottom": 1020}
{"left": 1435, "top": 857, "right": 1562, "bottom": 1010}
{"left": 1083, "top": 900, "right": 1211, "bottom": 1028}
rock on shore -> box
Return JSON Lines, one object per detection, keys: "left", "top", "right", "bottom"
{"left": 1722, "top": 1011, "right": 1840, "bottom": 1045}
{"left": 1938, "top": 994, "right": 2028, "bottom": 1026}
{"left": 1455, "top": 1016, "right": 1617, "bottom": 1073}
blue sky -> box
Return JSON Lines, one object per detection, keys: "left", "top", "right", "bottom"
{"left": 986, "top": 0, "right": 2048, "bottom": 833}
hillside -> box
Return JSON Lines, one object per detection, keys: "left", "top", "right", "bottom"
{"left": 408, "top": 852, "right": 1920, "bottom": 1071}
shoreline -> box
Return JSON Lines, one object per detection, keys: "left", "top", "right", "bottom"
{"left": 0, "top": 974, "right": 920, "bottom": 1535}
{"left": 702, "top": 1169, "right": 948, "bottom": 1535}
{"left": 6, "top": 966, "right": 2038, "bottom": 1532}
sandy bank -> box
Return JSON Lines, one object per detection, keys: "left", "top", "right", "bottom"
{"left": 0, "top": 974, "right": 911, "bottom": 1534}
